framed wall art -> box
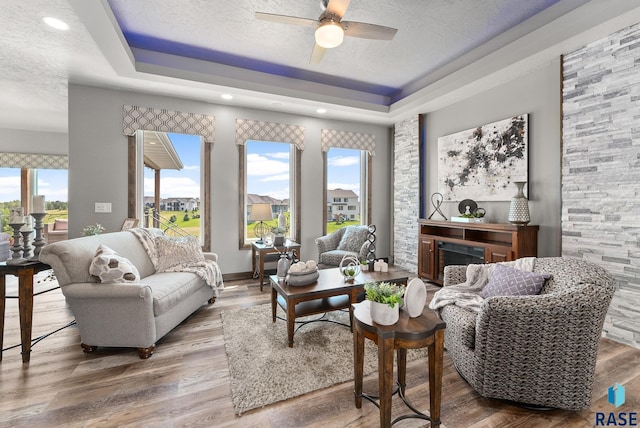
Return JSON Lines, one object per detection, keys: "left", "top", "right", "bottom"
{"left": 437, "top": 114, "right": 528, "bottom": 201}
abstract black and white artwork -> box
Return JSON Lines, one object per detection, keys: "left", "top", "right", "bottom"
{"left": 437, "top": 114, "right": 528, "bottom": 201}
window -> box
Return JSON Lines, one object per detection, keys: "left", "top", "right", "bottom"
{"left": 142, "top": 132, "right": 203, "bottom": 242}
{"left": 240, "top": 140, "right": 300, "bottom": 247}
{"left": 0, "top": 168, "right": 21, "bottom": 233}
{"left": 324, "top": 147, "right": 370, "bottom": 234}
{"left": 129, "top": 130, "right": 211, "bottom": 251}
{"left": 0, "top": 166, "right": 68, "bottom": 233}
{"left": 36, "top": 168, "right": 68, "bottom": 223}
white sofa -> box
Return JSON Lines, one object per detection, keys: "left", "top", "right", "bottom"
{"left": 39, "top": 230, "right": 221, "bottom": 359}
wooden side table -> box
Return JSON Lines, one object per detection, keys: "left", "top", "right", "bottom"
{"left": 251, "top": 240, "right": 300, "bottom": 291}
{"left": 352, "top": 300, "right": 446, "bottom": 428}
{"left": 0, "top": 261, "right": 52, "bottom": 362}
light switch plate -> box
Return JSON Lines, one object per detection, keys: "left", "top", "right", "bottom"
{"left": 95, "top": 202, "right": 112, "bottom": 213}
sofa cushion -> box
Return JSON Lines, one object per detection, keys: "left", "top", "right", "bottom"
{"left": 141, "top": 271, "right": 207, "bottom": 315}
{"left": 155, "top": 235, "right": 205, "bottom": 272}
{"left": 480, "top": 264, "right": 551, "bottom": 298}
{"left": 89, "top": 244, "right": 140, "bottom": 284}
{"left": 319, "top": 249, "right": 358, "bottom": 267}
{"left": 337, "top": 226, "right": 368, "bottom": 253}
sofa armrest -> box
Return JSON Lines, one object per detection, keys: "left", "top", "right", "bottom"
{"left": 61, "top": 282, "right": 157, "bottom": 347}
{"left": 203, "top": 252, "right": 218, "bottom": 263}
{"left": 443, "top": 265, "right": 467, "bottom": 286}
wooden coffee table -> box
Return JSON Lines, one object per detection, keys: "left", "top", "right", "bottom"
{"left": 270, "top": 268, "right": 409, "bottom": 347}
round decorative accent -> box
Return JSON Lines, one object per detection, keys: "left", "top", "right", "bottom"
{"left": 339, "top": 254, "right": 361, "bottom": 281}
{"left": 403, "top": 278, "right": 427, "bottom": 318}
{"left": 458, "top": 199, "right": 478, "bottom": 215}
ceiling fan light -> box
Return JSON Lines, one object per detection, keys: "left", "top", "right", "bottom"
{"left": 315, "top": 22, "right": 344, "bottom": 48}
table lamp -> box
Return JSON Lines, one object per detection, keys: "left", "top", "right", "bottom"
{"left": 249, "top": 203, "right": 273, "bottom": 243}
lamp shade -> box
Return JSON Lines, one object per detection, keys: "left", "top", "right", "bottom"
{"left": 315, "top": 21, "right": 344, "bottom": 48}
{"left": 249, "top": 203, "right": 273, "bottom": 222}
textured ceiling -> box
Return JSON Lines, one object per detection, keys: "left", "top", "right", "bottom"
{"left": 106, "top": 0, "right": 563, "bottom": 99}
{"left": 0, "top": 0, "right": 639, "bottom": 134}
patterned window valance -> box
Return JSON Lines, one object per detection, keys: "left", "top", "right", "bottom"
{"left": 122, "top": 105, "right": 215, "bottom": 143}
{"left": 0, "top": 152, "right": 68, "bottom": 169}
{"left": 235, "top": 119, "right": 305, "bottom": 150}
{"left": 321, "top": 129, "right": 375, "bottom": 156}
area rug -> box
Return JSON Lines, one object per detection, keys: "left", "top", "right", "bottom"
{"left": 221, "top": 304, "right": 428, "bottom": 415}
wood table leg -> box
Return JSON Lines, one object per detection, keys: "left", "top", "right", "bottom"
{"left": 353, "top": 324, "right": 365, "bottom": 408}
{"left": 428, "top": 329, "right": 444, "bottom": 428}
{"left": 378, "top": 335, "right": 394, "bottom": 428}
{"left": 0, "top": 274, "right": 5, "bottom": 361}
{"left": 18, "top": 268, "right": 35, "bottom": 363}
{"left": 286, "top": 298, "right": 296, "bottom": 347}
{"left": 397, "top": 348, "right": 407, "bottom": 395}
{"left": 259, "top": 250, "right": 265, "bottom": 292}
{"left": 271, "top": 286, "right": 277, "bottom": 322}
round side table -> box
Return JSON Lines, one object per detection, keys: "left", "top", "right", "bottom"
{"left": 352, "top": 300, "right": 446, "bottom": 428}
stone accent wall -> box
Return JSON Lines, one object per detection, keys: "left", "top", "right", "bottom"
{"left": 562, "top": 22, "right": 640, "bottom": 349}
{"left": 393, "top": 116, "right": 420, "bottom": 274}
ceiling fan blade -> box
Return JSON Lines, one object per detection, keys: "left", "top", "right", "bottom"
{"left": 325, "top": 0, "right": 351, "bottom": 19}
{"left": 342, "top": 21, "right": 398, "bottom": 40}
{"left": 310, "top": 43, "right": 327, "bottom": 64}
{"left": 255, "top": 12, "right": 317, "bottom": 28}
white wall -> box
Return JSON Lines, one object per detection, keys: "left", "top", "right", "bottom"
{"left": 68, "top": 84, "right": 392, "bottom": 275}
{"left": 0, "top": 128, "right": 68, "bottom": 154}
{"left": 424, "top": 59, "right": 562, "bottom": 257}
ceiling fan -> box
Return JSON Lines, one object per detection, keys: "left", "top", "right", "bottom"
{"left": 255, "top": 0, "right": 398, "bottom": 64}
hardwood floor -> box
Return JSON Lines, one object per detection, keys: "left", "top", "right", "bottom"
{"left": 1, "top": 273, "right": 639, "bottom": 427}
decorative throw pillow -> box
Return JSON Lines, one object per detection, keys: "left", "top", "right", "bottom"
{"left": 480, "top": 263, "right": 551, "bottom": 298}
{"left": 337, "top": 226, "right": 369, "bottom": 253}
{"left": 155, "top": 235, "right": 205, "bottom": 272}
{"left": 89, "top": 244, "right": 140, "bottom": 284}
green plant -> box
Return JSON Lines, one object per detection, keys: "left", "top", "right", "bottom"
{"left": 82, "top": 223, "right": 105, "bottom": 236}
{"left": 271, "top": 226, "right": 287, "bottom": 235}
{"left": 364, "top": 281, "right": 406, "bottom": 308}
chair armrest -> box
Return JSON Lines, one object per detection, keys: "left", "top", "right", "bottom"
{"left": 358, "top": 241, "right": 371, "bottom": 261}
{"left": 443, "top": 265, "right": 467, "bottom": 286}
{"left": 203, "top": 252, "right": 218, "bottom": 263}
{"left": 475, "top": 289, "right": 610, "bottom": 369}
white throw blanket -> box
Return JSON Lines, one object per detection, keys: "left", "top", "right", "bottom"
{"left": 128, "top": 228, "right": 224, "bottom": 297}
{"left": 428, "top": 257, "right": 536, "bottom": 312}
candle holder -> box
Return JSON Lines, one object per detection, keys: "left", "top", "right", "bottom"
{"left": 30, "top": 212, "right": 47, "bottom": 261}
{"left": 21, "top": 230, "right": 34, "bottom": 260}
{"left": 7, "top": 222, "right": 27, "bottom": 265}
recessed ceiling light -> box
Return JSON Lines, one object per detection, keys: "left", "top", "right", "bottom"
{"left": 43, "top": 17, "right": 69, "bottom": 31}
{"left": 316, "top": 108, "right": 327, "bottom": 114}
{"left": 221, "top": 94, "right": 233, "bottom": 100}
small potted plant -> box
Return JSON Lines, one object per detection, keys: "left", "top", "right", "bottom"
{"left": 271, "top": 226, "right": 287, "bottom": 246}
{"left": 82, "top": 223, "right": 105, "bottom": 236}
{"left": 364, "top": 281, "right": 406, "bottom": 325}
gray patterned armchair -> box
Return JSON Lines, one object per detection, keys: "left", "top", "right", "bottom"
{"left": 315, "top": 225, "right": 370, "bottom": 269}
{"left": 440, "top": 257, "right": 616, "bottom": 410}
